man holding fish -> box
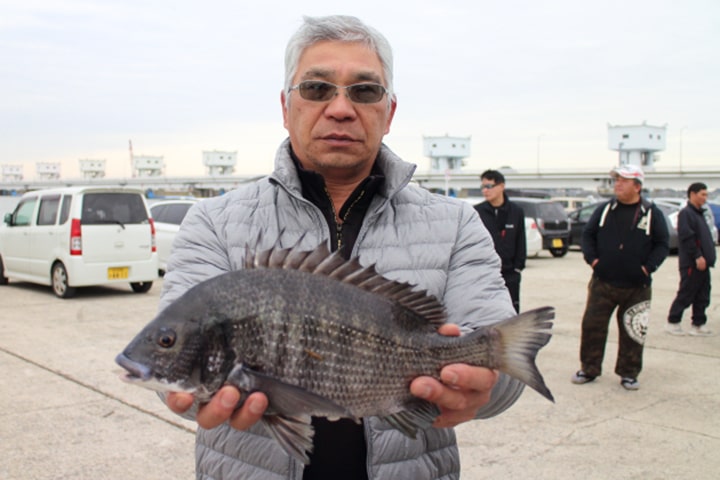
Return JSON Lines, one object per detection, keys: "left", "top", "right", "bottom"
{"left": 121, "top": 15, "right": 553, "bottom": 480}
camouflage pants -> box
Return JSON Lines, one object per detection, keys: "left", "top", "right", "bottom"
{"left": 579, "top": 276, "right": 652, "bottom": 379}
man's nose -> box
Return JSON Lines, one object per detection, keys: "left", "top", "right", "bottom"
{"left": 324, "top": 90, "right": 357, "bottom": 119}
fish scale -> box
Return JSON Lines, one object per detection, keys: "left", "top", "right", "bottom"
{"left": 116, "top": 241, "right": 555, "bottom": 464}
{"left": 248, "top": 313, "right": 418, "bottom": 412}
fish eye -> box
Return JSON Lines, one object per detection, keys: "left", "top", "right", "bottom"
{"left": 156, "top": 328, "right": 176, "bottom": 348}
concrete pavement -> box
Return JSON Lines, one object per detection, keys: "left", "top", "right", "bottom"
{"left": 1, "top": 248, "right": 718, "bottom": 479}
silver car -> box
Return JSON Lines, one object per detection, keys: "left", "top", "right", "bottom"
{"left": 149, "top": 199, "right": 198, "bottom": 275}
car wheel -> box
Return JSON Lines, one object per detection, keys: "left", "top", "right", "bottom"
{"left": 550, "top": 247, "right": 568, "bottom": 258}
{"left": 130, "top": 281, "right": 153, "bottom": 293}
{"left": 52, "top": 262, "right": 76, "bottom": 298}
{"left": 0, "top": 256, "right": 8, "bottom": 285}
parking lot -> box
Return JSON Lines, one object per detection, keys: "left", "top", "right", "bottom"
{"left": 1, "top": 249, "right": 719, "bottom": 479}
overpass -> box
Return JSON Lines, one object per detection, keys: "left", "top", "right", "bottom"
{"left": 1, "top": 167, "right": 719, "bottom": 198}
{"left": 414, "top": 167, "right": 720, "bottom": 195}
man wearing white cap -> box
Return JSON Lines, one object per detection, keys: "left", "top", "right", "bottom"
{"left": 571, "top": 165, "right": 669, "bottom": 390}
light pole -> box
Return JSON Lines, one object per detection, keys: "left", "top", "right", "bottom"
{"left": 536, "top": 134, "right": 544, "bottom": 175}
{"left": 679, "top": 126, "right": 687, "bottom": 172}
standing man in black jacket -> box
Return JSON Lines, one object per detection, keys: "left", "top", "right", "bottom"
{"left": 665, "top": 182, "right": 716, "bottom": 336}
{"left": 571, "top": 165, "right": 669, "bottom": 391}
{"left": 474, "top": 169, "right": 526, "bottom": 312}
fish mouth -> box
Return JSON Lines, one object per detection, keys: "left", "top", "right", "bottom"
{"left": 115, "top": 353, "right": 152, "bottom": 382}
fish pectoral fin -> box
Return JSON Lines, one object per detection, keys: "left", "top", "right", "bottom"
{"left": 226, "top": 364, "right": 351, "bottom": 418}
{"left": 382, "top": 400, "right": 440, "bottom": 439}
{"left": 261, "top": 414, "right": 314, "bottom": 464}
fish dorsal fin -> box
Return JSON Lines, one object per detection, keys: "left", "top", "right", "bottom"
{"left": 244, "top": 242, "right": 447, "bottom": 327}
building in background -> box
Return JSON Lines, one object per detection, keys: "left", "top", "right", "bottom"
{"left": 608, "top": 122, "right": 666, "bottom": 170}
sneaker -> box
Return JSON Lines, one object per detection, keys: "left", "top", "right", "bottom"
{"left": 688, "top": 325, "right": 713, "bottom": 336}
{"left": 664, "top": 323, "right": 685, "bottom": 336}
{"left": 571, "top": 370, "right": 596, "bottom": 384}
{"left": 621, "top": 377, "right": 640, "bottom": 390}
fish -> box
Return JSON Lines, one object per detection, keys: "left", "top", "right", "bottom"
{"left": 115, "top": 241, "right": 554, "bottom": 464}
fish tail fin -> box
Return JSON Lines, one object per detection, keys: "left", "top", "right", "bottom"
{"left": 487, "top": 306, "right": 555, "bottom": 402}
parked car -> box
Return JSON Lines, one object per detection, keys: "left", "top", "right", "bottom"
{"left": 458, "top": 196, "right": 541, "bottom": 258}
{"left": 567, "top": 201, "right": 679, "bottom": 252}
{"left": 510, "top": 198, "right": 570, "bottom": 257}
{"left": 0, "top": 186, "right": 157, "bottom": 298}
{"left": 707, "top": 202, "right": 720, "bottom": 244}
{"left": 653, "top": 198, "right": 718, "bottom": 245}
{"left": 551, "top": 196, "right": 597, "bottom": 213}
{"left": 525, "top": 216, "right": 543, "bottom": 258}
{"left": 149, "top": 199, "right": 198, "bottom": 275}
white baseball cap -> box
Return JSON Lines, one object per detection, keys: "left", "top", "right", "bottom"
{"left": 610, "top": 164, "right": 644, "bottom": 185}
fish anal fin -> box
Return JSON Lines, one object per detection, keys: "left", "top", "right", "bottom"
{"left": 261, "top": 414, "right": 314, "bottom": 464}
{"left": 382, "top": 400, "right": 440, "bottom": 439}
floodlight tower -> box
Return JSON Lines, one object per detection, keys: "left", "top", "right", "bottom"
{"left": 132, "top": 155, "right": 164, "bottom": 177}
{"left": 203, "top": 150, "right": 237, "bottom": 176}
{"left": 1, "top": 164, "right": 24, "bottom": 182}
{"left": 79, "top": 159, "right": 107, "bottom": 179}
{"left": 36, "top": 162, "right": 61, "bottom": 180}
{"left": 423, "top": 135, "right": 471, "bottom": 173}
{"left": 608, "top": 122, "right": 666, "bottom": 170}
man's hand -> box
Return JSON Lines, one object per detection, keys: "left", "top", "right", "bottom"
{"left": 409, "top": 323, "right": 499, "bottom": 428}
{"left": 696, "top": 256, "right": 707, "bottom": 271}
{"left": 167, "top": 387, "right": 268, "bottom": 430}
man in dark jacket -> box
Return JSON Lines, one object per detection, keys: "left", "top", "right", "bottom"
{"left": 571, "top": 165, "right": 669, "bottom": 390}
{"left": 474, "top": 169, "right": 527, "bottom": 312}
{"left": 665, "top": 182, "right": 716, "bottom": 336}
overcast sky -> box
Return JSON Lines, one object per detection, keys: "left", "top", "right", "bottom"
{"left": 1, "top": 0, "right": 718, "bottom": 179}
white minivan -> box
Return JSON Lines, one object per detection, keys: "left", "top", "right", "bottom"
{"left": 0, "top": 186, "right": 158, "bottom": 298}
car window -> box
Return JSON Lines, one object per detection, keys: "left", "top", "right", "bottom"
{"left": 535, "top": 202, "right": 566, "bottom": 220}
{"left": 655, "top": 203, "right": 678, "bottom": 215}
{"left": 81, "top": 193, "right": 148, "bottom": 225}
{"left": 150, "top": 204, "right": 167, "bottom": 222}
{"left": 578, "top": 206, "right": 596, "bottom": 223}
{"left": 12, "top": 198, "right": 38, "bottom": 226}
{"left": 58, "top": 195, "right": 72, "bottom": 224}
{"left": 37, "top": 195, "right": 60, "bottom": 226}
{"left": 151, "top": 203, "right": 193, "bottom": 225}
{"left": 164, "top": 203, "right": 192, "bottom": 225}
{"left": 514, "top": 202, "right": 537, "bottom": 217}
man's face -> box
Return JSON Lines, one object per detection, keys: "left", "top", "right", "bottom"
{"left": 481, "top": 178, "right": 504, "bottom": 203}
{"left": 281, "top": 40, "right": 397, "bottom": 178}
{"left": 613, "top": 176, "right": 641, "bottom": 203}
{"left": 690, "top": 189, "right": 708, "bottom": 207}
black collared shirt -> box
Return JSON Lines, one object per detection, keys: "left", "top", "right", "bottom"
{"left": 291, "top": 149, "right": 385, "bottom": 479}
{"left": 292, "top": 151, "right": 385, "bottom": 258}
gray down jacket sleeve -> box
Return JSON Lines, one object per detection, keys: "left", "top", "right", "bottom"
{"left": 441, "top": 199, "right": 526, "bottom": 418}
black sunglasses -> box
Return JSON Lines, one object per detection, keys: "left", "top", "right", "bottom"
{"left": 289, "top": 80, "right": 388, "bottom": 104}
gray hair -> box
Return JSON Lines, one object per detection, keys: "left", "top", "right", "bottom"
{"left": 283, "top": 15, "right": 395, "bottom": 108}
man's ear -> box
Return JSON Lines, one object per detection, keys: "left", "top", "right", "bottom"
{"left": 281, "top": 91, "right": 289, "bottom": 129}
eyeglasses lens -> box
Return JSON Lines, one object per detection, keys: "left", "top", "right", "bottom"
{"left": 296, "top": 81, "right": 386, "bottom": 103}
{"left": 481, "top": 184, "right": 496, "bottom": 190}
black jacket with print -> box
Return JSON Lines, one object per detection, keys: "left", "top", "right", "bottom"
{"left": 582, "top": 198, "right": 670, "bottom": 288}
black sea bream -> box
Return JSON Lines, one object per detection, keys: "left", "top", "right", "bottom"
{"left": 116, "top": 242, "right": 554, "bottom": 463}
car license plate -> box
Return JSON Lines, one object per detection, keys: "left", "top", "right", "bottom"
{"left": 551, "top": 238, "right": 564, "bottom": 248}
{"left": 108, "top": 267, "right": 129, "bottom": 280}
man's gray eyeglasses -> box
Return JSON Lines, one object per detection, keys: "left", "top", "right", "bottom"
{"left": 289, "top": 80, "right": 388, "bottom": 104}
